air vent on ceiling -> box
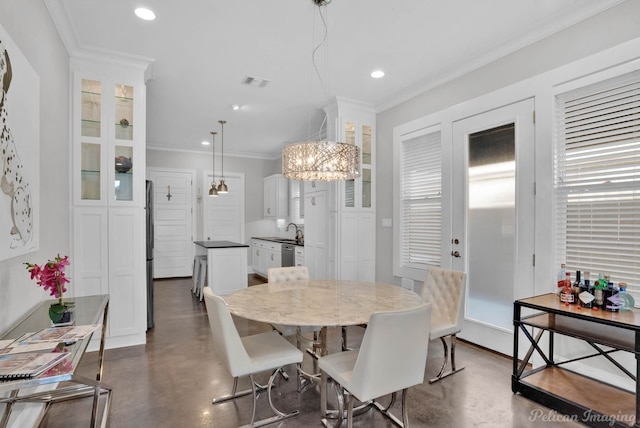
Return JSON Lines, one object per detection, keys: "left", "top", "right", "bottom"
{"left": 241, "top": 76, "right": 270, "bottom": 88}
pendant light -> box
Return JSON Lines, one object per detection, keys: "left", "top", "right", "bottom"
{"left": 281, "top": 0, "right": 360, "bottom": 181}
{"left": 217, "top": 120, "right": 229, "bottom": 194}
{"left": 208, "top": 131, "right": 218, "bottom": 197}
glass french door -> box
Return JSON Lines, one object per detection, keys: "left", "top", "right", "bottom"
{"left": 451, "top": 99, "right": 535, "bottom": 356}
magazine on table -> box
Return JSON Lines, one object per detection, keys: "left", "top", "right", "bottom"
{"left": 0, "top": 352, "right": 69, "bottom": 381}
{"left": 15, "top": 324, "right": 101, "bottom": 346}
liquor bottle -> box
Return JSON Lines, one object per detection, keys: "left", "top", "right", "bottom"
{"left": 557, "top": 263, "right": 567, "bottom": 288}
{"left": 578, "top": 271, "right": 594, "bottom": 309}
{"left": 618, "top": 283, "right": 635, "bottom": 310}
{"left": 604, "top": 281, "right": 620, "bottom": 312}
{"left": 594, "top": 276, "right": 606, "bottom": 308}
{"left": 559, "top": 271, "right": 574, "bottom": 304}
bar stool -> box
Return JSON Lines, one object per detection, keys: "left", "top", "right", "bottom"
{"left": 192, "top": 255, "right": 207, "bottom": 297}
{"left": 197, "top": 257, "right": 208, "bottom": 301}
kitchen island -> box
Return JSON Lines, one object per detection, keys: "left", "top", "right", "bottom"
{"left": 194, "top": 241, "right": 249, "bottom": 296}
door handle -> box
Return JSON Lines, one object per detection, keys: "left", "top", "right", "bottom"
{"left": 451, "top": 251, "right": 461, "bottom": 258}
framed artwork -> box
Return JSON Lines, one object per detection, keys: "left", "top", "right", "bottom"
{"left": 0, "top": 24, "right": 39, "bottom": 260}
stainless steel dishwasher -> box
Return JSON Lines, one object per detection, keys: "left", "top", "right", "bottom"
{"left": 281, "top": 244, "right": 295, "bottom": 267}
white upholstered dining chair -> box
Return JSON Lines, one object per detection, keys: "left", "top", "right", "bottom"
{"left": 419, "top": 267, "right": 466, "bottom": 383}
{"left": 202, "top": 287, "right": 303, "bottom": 427}
{"left": 318, "top": 303, "right": 432, "bottom": 428}
{"left": 267, "top": 266, "right": 322, "bottom": 389}
{"left": 267, "top": 266, "right": 321, "bottom": 347}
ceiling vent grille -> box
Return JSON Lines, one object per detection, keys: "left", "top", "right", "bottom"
{"left": 241, "top": 76, "right": 270, "bottom": 88}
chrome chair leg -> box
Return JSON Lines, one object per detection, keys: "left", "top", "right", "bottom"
{"left": 429, "top": 334, "right": 465, "bottom": 383}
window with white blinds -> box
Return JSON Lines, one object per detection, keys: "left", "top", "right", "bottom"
{"left": 554, "top": 70, "right": 640, "bottom": 296}
{"left": 400, "top": 131, "right": 442, "bottom": 269}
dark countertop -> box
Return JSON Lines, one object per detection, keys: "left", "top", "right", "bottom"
{"left": 252, "top": 237, "right": 304, "bottom": 246}
{"left": 194, "top": 240, "right": 249, "bottom": 248}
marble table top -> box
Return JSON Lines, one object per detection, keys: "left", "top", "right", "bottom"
{"left": 224, "top": 279, "right": 423, "bottom": 327}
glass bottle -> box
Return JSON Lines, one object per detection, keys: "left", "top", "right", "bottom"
{"left": 618, "top": 283, "right": 635, "bottom": 310}
{"left": 559, "top": 271, "right": 574, "bottom": 304}
{"left": 557, "top": 263, "right": 567, "bottom": 289}
{"left": 594, "top": 276, "right": 606, "bottom": 308}
{"left": 578, "top": 271, "right": 594, "bottom": 309}
{"left": 572, "top": 271, "right": 582, "bottom": 305}
{"left": 604, "top": 281, "right": 620, "bottom": 312}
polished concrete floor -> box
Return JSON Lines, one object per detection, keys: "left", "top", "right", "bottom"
{"left": 41, "top": 276, "right": 584, "bottom": 427}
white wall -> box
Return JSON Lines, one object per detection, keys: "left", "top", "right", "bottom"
{"left": 375, "top": 0, "right": 640, "bottom": 286}
{"left": 145, "top": 148, "right": 281, "bottom": 247}
{"left": 0, "top": 1, "right": 70, "bottom": 331}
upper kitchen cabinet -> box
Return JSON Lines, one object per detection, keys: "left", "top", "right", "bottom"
{"left": 324, "top": 97, "right": 376, "bottom": 212}
{"left": 73, "top": 61, "right": 145, "bottom": 207}
{"left": 264, "top": 174, "right": 289, "bottom": 219}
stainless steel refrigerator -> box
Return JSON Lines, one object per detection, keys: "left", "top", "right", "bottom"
{"left": 146, "top": 180, "right": 154, "bottom": 329}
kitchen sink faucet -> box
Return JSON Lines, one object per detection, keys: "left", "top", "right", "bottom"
{"left": 286, "top": 223, "right": 304, "bottom": 244}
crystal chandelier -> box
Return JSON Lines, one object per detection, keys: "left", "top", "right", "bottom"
{"left": 282, "top": 141, "right": 360, "bottom": 181}
{"left": 281, "top": 0, "right": 360, "bottom": 181}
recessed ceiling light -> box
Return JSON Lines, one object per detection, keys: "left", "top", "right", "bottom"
{"left": 135, "top": 7, "right": 156, "bottom": 21}
{"left": 201, "top": 140, "right": 210, "bottom": 146}
{"left": 370, "top": 70, "right": 385, "bottom": 79}
{"left": 231, "top": 104, "right": 240, "bottom": 111}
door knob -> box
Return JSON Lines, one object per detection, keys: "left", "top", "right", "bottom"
{"left": 451, "top": 251, "right": 461, "bottom": 258}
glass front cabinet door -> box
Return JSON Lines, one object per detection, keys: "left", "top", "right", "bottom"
{"left": 327, "top": 99, "right": 375, "bottom": 212}
{"left": 74, "top": 75, "right": 142, "bottom": 206}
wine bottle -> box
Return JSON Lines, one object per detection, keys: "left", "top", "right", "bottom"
{"left": 572, "top": 271, "right": 582, "bottom": 305}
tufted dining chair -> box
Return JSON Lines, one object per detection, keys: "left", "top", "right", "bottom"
{"left": 202, "top": 287, "right": 303, "bottom": 427}
{"left": 318, "top": 303, "right": 432, "bottom": 427}
{"left": 267, "top": 266, "right": 322, "bottom": 389}
{"left": 419, "top": 267, "right": 466, "bottom": 383}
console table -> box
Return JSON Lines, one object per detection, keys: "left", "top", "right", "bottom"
{"left": 513, "top": 293, "right": 640, "bottom": 428}
{"left": 0, "top": 295, "right": 110, "bottom": 428}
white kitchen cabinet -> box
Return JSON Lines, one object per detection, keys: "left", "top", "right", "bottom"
{"left": 70, "top": 55, "right": 150, "bottom": 349}
{"left": 252, "top": 239, "right": 281, "bottom": 277}
{"left": 295, "top": 246, "right": 305, "bottom": 267}
{"left": 265, "top": 242, "right": 282, "bottom": 273}
{"left": 304, "top": 188, "right": 327, "bottom": 279}
{"left": 251, "top": 239, "right": 261, "bottom": 274}
{"left": 264, "top": 174, "right": 289, "bottom": 218}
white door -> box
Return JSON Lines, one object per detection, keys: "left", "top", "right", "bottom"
{"left": 452, "top": 99, "right": 535, "bottom": 356}
{"left": 148, "top": 169, "right": 195, "bottom": 278}
{"left": 202, "top": 173, "right": 244, "bottom": 243}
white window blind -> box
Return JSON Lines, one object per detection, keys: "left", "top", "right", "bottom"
{"left": 554, "top": 70, "right": 640, "bottom": 296}
{"left": 400, "top": 131, "right": 442, "bottom": 268}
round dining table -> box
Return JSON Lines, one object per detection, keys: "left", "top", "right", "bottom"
{"left": 224, "top": 279, "right": 423, "bottom": 354}
{"left": 225, "top": 279, "right": 422, "bottom": 326}
{"left": 225, "top": 279, "right": 424, "bottom": 423}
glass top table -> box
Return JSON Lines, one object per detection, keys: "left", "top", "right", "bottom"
{"left": 0, "top": 295, "right": 110, "bottom": 428}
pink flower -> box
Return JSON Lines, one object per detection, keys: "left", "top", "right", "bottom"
{"left": 25, "top": 254, "right": 70, "bottom": 305}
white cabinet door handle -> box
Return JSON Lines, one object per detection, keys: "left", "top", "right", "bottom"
{"left": 312, "top": 196, "right": 316, "bottom": 206}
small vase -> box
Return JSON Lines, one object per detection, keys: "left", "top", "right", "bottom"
{"left": 49, "top": 303, "right": 74, "bottom": 326}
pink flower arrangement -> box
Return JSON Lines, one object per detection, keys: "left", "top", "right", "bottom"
{"left": 25, "top": 254, "right": 70, "bottom": 305}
